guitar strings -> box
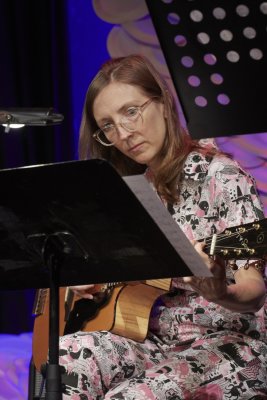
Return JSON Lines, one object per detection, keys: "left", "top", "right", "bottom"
{"left": 204, "top": 227, "right": 266, "bottom": 245}
{"left": 203, "top": 227, "right": 267, "bottom": 254}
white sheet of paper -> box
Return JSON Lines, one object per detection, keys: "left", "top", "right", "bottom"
{"left": 123, "top": 175, "right": 212, "bottom": 277}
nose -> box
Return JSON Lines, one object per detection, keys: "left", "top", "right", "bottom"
{"left": 116, "top": 124, "right": 133, "bottom": 140}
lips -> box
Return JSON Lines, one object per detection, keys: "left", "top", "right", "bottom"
{"left": 128, "top": 142, "right": 144, "bottom": 152}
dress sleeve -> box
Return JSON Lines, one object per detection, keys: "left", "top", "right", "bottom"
{"left": 207, "top": 156, "right": 266, "bottom": 276}
{"left": 208, "top": 155, "right": 265, "bottom": 231}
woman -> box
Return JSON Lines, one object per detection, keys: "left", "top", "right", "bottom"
{"left": 59, "top": 55, "right": 267, "bottom": 399}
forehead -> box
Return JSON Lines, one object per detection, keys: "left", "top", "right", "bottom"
{"left": 93, "top": 82, "right": 145, "bottom": 119}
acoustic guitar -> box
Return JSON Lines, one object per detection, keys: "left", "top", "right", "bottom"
{"left": 32, "top": 219, "right": 267, "bottom": 371}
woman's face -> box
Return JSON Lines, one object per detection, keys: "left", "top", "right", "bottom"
{"left": 93, "top": 82, "right": 167, "bottom": 170}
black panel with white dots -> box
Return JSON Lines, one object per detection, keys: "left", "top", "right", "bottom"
{"left": 146, "top": 0, "right": 267, "bottom": 139}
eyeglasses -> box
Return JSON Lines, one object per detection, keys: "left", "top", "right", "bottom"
{"left": 93, "top": 97, "right": 156, "bottom": 146}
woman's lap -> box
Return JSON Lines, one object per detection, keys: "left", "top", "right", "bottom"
{"left": 60, "top": 330, "right": 166, "bottom": 398}
{"left": 59, "top": 331, "right": 267, "bottom": 400}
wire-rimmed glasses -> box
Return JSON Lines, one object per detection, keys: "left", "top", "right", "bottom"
{"left": 92, "top": 97, "right": 156, "bottom": 146}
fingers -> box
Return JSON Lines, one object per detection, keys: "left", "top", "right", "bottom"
{"left": 71, "top": 285, "right": 94, "bottom": 291}
{"left": 208, "top": 255, "right": 226, "bottom": 278}
{"left": 70, "top": 284, "right": 95, "bottom": 299}
{"left": 191, "top": 240, "right": 205, "bottom": 252}
{"left": 182, "top": 276, "right": 205, "bottom": 294}
{"left": 182, "top": 276, "right": 193, "bottom": 284}
{"left": 191, "top": 240, "right": 225, "bottom": 277}
{"left": 183, "top": 240, "right": 227, "bottom": 300}
{"left": 72, "top": 290, "right": 94, "bottom": 300}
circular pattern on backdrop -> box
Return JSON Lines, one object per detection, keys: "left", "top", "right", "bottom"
{"left": 123, "top": 17, "right": 159, "bottom": 45}
{"left": 107, "top": 26, "right": 170, "bottom": 77}
{"left": 92, "top": 0, "right": 148, "bottom": 23}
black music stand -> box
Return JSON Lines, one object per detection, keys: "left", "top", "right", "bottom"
{"left": 146, "top": 0, "right": 267, "bottom": 139}
{"left": 0, "top": 159, "right": 210, "bottom": 399}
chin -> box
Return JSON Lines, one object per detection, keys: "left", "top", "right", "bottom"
{"left": 134, "top": 152, "right": 154, "bottom": 165}
{"left": 133, "top": 157, "right": 150, "bottom": 166}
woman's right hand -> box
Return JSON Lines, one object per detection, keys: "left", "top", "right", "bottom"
{"left": 70, "top": 284, "right": 96, "bottom": 299}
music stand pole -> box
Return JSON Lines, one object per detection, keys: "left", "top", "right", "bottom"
{"left": 42, "top": 233, "right": 69, "bottom": 400}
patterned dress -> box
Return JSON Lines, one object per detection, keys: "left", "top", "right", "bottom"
{"left": 59, "top": 151, "right": 267, "bottom": 399}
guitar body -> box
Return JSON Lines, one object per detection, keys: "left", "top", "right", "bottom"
{"left": 32, "top": 280, "right": 170, "bottom": 372}
{"left": 110, "top": 283, "right": 168, "bottom": 339}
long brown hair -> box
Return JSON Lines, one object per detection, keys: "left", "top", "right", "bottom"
{"left": 79, "top": 54, "right": 218, "bottom": 203}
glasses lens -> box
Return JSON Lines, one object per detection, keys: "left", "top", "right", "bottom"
{"left": 97, "top": 130, "right": 113, "bottom": 146}
{"left": 121, "top": 111, "right": 142, "bottom": 132}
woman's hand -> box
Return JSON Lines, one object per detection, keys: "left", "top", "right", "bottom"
{"left": 182, "top": 240, "right": 266, "bottom": 312}
{"left": 70, "top": 281, "right": 144, "bottom": 300}
{"left": 70, "top": 284, "right": 96, "bottom": 299}
{"left": 182, "top": 241, "right": 227, "bottom": 301}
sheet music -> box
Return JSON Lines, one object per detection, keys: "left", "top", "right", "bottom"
{"left": 123, "top": 175, "right": 212, "bottom": 277}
